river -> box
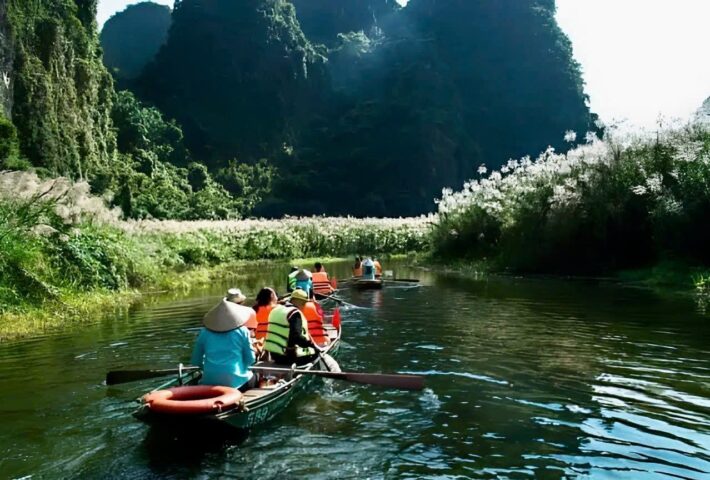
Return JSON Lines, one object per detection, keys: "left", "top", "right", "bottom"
{"left": 1, "top": 261, "right": 709, "bottom": 479}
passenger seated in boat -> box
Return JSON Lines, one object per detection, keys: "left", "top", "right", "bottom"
{"left": 287, "top": 266, "right": 299, "bottom": 293}
{"left": 353, "top": 256, "right": 363, "bottom": 277}
{"left": 294, "top": 268, "right": 314, "bottom": 299}
{"left": 373, "top": 258, "right": 383, "bottom": 278}
{"left": 253, "top": 287, "right": 277, "bottom": 342}
{"left": 291, "top": 288, "right": 330, "bottom": 347}
{"left": 226, "top": 288, "right": 257, "bottom": 333}
{"left": 191, "top": 297, "right": 257, "bottom": 391}
{"left": 264, "top": 289, "right": 321, "bottom": 366}
{"left": 312, "top": 262, "right": 334, "bottom": 296}
{"left": 362, "top": 258, "right": 376, "bottom": 280}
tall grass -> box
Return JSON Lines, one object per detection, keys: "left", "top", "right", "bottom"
{"left": 0, "top": 170, "right": 430, "bottom": 320}
{"left": 430, "top": 123, "right": 710, "bottom": 274}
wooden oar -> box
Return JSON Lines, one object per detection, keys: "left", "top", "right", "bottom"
{"left": 250, "top": 366, "right": 425, "bottom": 390}
{"left": 105, "top": 366, "right": 199, "bottom": 385}
{"left": 391, "top": 278, "right": 421, "bottom": 283}
{"left": 314, "top": 292, "right": 365, "bottom": 309}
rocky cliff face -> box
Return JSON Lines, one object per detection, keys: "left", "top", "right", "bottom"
{"left": 2, "top": 0, "right": 115, "bottom": 178}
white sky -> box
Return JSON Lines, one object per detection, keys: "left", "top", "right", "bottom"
{"left": 98, "top": 0, "right": 710, "bottom": 130}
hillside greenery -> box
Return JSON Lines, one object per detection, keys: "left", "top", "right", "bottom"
{"left": 135, "top": 0, "right": 595, "bottom": 217}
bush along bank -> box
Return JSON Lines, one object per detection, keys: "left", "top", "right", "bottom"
{"left": 0, "top": 171, "right": 430, "bottom": 340}
{"left": 430, "top": 123, "right": 710, "bottom": 279}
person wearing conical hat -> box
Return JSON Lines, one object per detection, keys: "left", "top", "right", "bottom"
{"left": 190, "top": 289, "right": 257, "bottom": 389}
{"left": 226, "top": 288, "right": 258, "bottom": 333}
{"left": 294, "top": 268, "right": 314, "bottom": 299}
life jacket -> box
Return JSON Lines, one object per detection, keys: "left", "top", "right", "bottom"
{"left": 245, "top": 308, "right": 258, "bottom": 332}
{"left": 254, "top": 304, "right": 274, "bottom": 341}
{"left": 353, "top": 266, "right": 363, "bottom": 277}
{"left": 264, "top": 305, "right": 315, "bottom": 358}
{"left": 287, "top": 271, "right": 298, "bottom": 292}
{"left": 312, "top": 271, "right": 333, "bottom": 295}
{"left": 300, "top": 301, "right": 329, "bottom": 346}
{"left": 374, "top": 260, "right": 382, "bottom": 276}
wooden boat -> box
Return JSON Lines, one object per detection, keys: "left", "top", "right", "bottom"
{"left": 134, "top": 313, "right": 342, "bottom": 431}
{"left": 352, "top": 278, "right": 383, "bottom": 290}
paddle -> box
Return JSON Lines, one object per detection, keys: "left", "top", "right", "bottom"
{"left": 105, "top": 365, "right": 200, "bottom": 386}
{"left": 314, "top": 292, "right": 364, "bottom": 309}
{"left": 249, "top": 365, "right": 425, "bottom": 390}
{"left": 391, "top": 278, "right": 421, "bottom": 283}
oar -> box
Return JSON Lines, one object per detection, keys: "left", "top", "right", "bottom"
{"left": 391, "top": 278, "right": 421, "bottom": 283}
{"left": 105, "top": 366, "right": 199, "bottom": 385}
{"left": 314, "top": 292, "right": 366, "bottom": 309}
{"left": 249, "top": 366, "right": 425, "bottom": 390}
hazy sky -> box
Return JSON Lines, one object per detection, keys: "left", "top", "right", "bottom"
{"left": 98, "top": 0, "right": 710, "bottom": 130}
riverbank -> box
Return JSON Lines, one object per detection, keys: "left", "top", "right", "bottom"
{"left": 0, "top": 175, "right": 429, "bottom": 341}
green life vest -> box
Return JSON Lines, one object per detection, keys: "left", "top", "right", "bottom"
{"left": 264, "top": 305, "right": 315, "bottom": 358}
{"left": 287, "top": 271, "right": 298, "bottom": 291}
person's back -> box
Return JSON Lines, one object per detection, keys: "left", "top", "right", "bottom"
{"left": 299, "top": 299, "right": 329, "bottom": 346}
{"left": 294, "top": 269, "right": 313, "bottom": 297}
{"left": 191, "top": 299, "right": 256, "bottom": 389}
{"left": 312, "top": 270, "right": 333, "bottom": 295}
{"left": 264, "top": 300, "right": 317, "bottom": 365}
{"left": 373, "top": 259, "right": 382, "bottom": 277}
{"left": 362, "top": 258, "right": 376, "bottom": 280}
{"left": 353, "top": 256, "right": 363, "bottom": 277}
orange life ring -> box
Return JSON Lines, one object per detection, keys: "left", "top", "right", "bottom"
{"left": 143, "top": 385, "right": 242, "bottom": 415}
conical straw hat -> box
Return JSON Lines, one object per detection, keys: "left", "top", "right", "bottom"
{"left": 203, "top": 299, "right": 250, "bottom": 332}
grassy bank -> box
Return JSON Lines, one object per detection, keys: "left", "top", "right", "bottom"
{"left": 0, "top": 171, "right": 429, "bottom": 340}
{"left": 430, "top": 123, "right": 710, "bottom": 276}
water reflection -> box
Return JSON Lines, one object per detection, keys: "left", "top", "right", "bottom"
{"left": 0, "top": 262, "right": 708, "bottom": 479}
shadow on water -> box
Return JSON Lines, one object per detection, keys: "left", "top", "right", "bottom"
{"left": 140, "top": 423, "right": 250, "bottom": 474}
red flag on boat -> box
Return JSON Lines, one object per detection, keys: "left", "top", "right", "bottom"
{"left": 333, "top": 308, "right": 341, "bottom": 330}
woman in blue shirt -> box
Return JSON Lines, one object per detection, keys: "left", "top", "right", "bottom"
{"left": 191, "top": 296, "right": 256, "bottom": 390}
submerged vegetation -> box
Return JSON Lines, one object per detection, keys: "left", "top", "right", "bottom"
{"left": 431, "top": 123, "right": 710, "bottom": 275}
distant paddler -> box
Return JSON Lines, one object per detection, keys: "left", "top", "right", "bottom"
{"left": 362, "top": 258, "right": 377, "bottom": 280}
{"left": 312, "top": 262, "right": 335, "bottom": 295}
{"left": 352, "top": 256, "right": 363, "bottom": 277}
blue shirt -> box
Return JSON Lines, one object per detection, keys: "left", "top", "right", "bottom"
{"left": 190, "top": 326, "right": 256, "bottom": 388}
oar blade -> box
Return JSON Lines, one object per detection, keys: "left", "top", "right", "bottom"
{"left": 342, "top": 372, "right": 425, "bottom": 390}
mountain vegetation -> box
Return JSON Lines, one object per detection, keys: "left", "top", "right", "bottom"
{"left": 135, "top": 0, "right": 595, "bottom": 216}
{"left": 100, "top": 1, "right": 171, "bottom": 82}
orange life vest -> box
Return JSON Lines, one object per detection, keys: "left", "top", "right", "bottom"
{"left": 353, "top": 266, "right": 363, "bottom": 277}
{"left": 374, "top": 260, "right": 382, "bottom": 276}
{"left": 312, "top": 271, "right": 333, "bottom": 295}
{"left": 254, "top": 304, "right": 274, "bottom": 341}
{"left": 300, "top": 301, "right": 328, "bottom": 346}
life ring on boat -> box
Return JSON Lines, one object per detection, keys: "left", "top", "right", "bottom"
{"left": 143, "top": 385, "right": 242, "bottom": 415}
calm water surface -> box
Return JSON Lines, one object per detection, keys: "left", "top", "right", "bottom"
{"left": 1, "top": 262, "right": 709, "bottom": 479}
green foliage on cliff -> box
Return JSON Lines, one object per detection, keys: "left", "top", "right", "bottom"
{"left": 135, "top": 0, "right": 594, "bottom": 217}
{"left": 7, "top": 0, "right": 115, "bottom": 178}
{"left": 100, "top": 2, "right": 171, "bottom": 81}
{"left": 139, "top": 0, "right": 327, "bottom": 165}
